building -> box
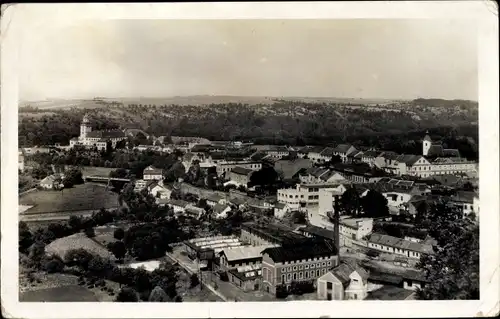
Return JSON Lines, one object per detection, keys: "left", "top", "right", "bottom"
{"left": 331, "top": 144, "right": 359, "bottom": 163}
{"left": 265, "top": 146, "right": 290, "bottom": 159}
{"left": 39, "top": 174, "right": 63, "bottom": 190}
{"left": 449, "top": 191, "right": 479, "bottom": 219}
{"left": 429, "top": 157, "right": 477, "bottom": 176}
{"left": 274, "top": 158, "right": 313, "bottom": 181}
{"left": 339, "top": 218, "right": 374, "bottom": 245}
{"left": 228, "top": 167, "right": 254, "bottom": 186}
{"left": 212, "top": 203, "right": 232, "bottom": 219}
{"left": 261, "top": 238, "right": 339, "bottom": 294}
{"left": 273, "top": 202, "right": 292, "bottom": 219}
{"left": 422, "top": 131, "right": 460, "bottom": 157}
{"left": 360, "top": 150, "right": 382, "bottom": 167}
{"left": 205, "top": 193, "right": 227, "bottom": 207}
{"left": 184, "top": 204, "right": 206, "bottom": 219}
{"left": 168, "top": 199, "right": 190, "bottom": 214}
{"left": 277, "top": 183, "right": 347, "bottom": 211}
{"left": 307, "top": 147, "right": 328, "bottom": 163}
{"left": 296, "top": 224, "right": 336, "bottom": 242}
{"left": 18, "top": 150, "right": 25, "bottom": 172}
{"left": 143, "top": 166, "right": 163, "bottom": 181}
{"left": 69, "top": 114, "right": 127, "bottom": 150}
{"left": 133, "top": 179, "right": 148, "bottom": 192}
{"left": 317, "top": 261, "right": 369, "bottom": 300}
{"left": 183, "top": 236, "right": 244, "bottom": 268}
{"left": 366, "top": 233, "right": 433, "bottom": 260}
{"left": 219, "top": 245, "right": 273, "bottom": 271}
{"left": 240, "top": 222, "right": 307, "bottom": 246}
{"left": 299, "top": 167, "right": 347, "bottom": 184}
{"left": 216, "top": 161, "right": 262, "bottom": 176}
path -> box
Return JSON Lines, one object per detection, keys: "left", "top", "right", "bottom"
{"left": 165, "top": 253, "right": 228, "bottom": 301}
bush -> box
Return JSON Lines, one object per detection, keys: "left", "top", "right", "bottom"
{"left": 190, "top": 274, "right": 200, "bottom": 288}
{"left": 113, "top": 228, "right": 125, "bottom": 240}
{"left": 84, "top": 227, "right": 96, "bottom": 238}
{"left": 43, "top": 257, "right": 65, "bottom": 274}
{"left": 115, "top": 287, "right": 139, "bottom": 302}
{"left": 275, "top": 285, "right": 289, "bottom": 299}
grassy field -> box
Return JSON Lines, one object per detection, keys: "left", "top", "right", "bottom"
{"left": 81, "top": 166, "right": 124, "bottom": 177}
{"left": 19, "top": 183, "right": 120, "bottom": 214}
{"left": 20, "top": 285, "right": 99, "bottom": 302}
{"left": 45, "top": 233, "right": 114, "bottom": 261}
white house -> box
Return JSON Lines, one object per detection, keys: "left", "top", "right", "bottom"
{"left": 340, "top": 218, "right": 374, "bottom": 241}
{"left": 213, "top": 203, "right": 232, "bottom": 219}
{"left": 273, "top": 202, "right": 292, "bottom": 219}
{"left": 134, "top": 179, "right": 148, "bottom": 192}
{"left": 169, "top": 199, "right": 190, "bottom": 214}
{"left": 149, "top": 183, "right": 172, "bottom": 199}
{"left": 317, "top": 262, "right": 369, "bottom": 300}
{"left": 332, "top": 144, "right": 358, "bottom": 164}
{"left": 366, "top": 233, "right": 433, "bottom": 260}
{"left": 143, "top": 166, "right": 163, "bottom": 181}
{"left": 39, "top": 175, "right": 63, "bottom": 190}
{"left": 205, "top": 193, "right": 227, "bottom": 207}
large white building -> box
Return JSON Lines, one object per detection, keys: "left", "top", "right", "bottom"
{"left": 69, "top": 114, "right": 127, "bottom": 151}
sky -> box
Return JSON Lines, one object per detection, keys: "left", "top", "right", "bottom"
{"left": 18, "top": 19, "right": 478, "bottom": 101}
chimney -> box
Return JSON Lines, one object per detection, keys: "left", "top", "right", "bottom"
{"left": 333, "top": 195, "right": 341, "bottom": 255}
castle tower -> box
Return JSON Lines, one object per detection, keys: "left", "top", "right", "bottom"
{"left": 423, "top": 130, "right": 432, "bottom": 156}
{"left": 80, "top": 114, "right": 92, "bottom": 139}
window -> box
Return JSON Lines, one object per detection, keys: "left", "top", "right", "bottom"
{"left": 316, "top": 269, "right": 320, "bottom": 277}
{"left": 317, "top": 263, "right": 321, "bottom": 268}
{"left": 327, "top": 293, "right": 332, "bottom": 300}
{"left": 281, "top": 274, "right": 285, "bottom": 283}
{"left": 293, "top": 273, "right": 297, "bottom": 280}
{"left": 322, "top": 262, "right": 326, "bottom": 267}
{"left": 305, "top": 271, "right": 309, "bottom": 279}
{"left": 311, "top": 264, "right": 315, "bottom": 269}
{"left": 287, "top": 273, "right": 291, "bottom": 281}
{"left": 305, "top": 264, "right": 309, "bottom": 269}
{"left": 327, "top": 282, "right": 333, "bottom": 290}
{"left": 293, "top": 266, "right": 297, "bottom": 271}
{"left": 299, "top": 272, "right": 303, "bottom": 279}
{"left": 288, "top": 267, "right": 292, "bottom": 272}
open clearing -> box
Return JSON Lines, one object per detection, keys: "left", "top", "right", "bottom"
{"left": 19, "top": 183, "right": 120, "bottom": 214}
{"left": 81, "top": 166, "right": 124, "bottom": 177}
{"left": 45, "top": 233, "right": 114, "bottom": 261}
{"left": 20, "top": 285, "right": 99, "bottom": 302}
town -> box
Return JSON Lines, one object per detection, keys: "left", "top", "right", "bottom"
{"left": 18, "top": 104, "right": 479, "bottom": 303}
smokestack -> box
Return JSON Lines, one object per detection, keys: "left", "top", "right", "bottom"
{"left": 333, "top": 195, "right": 341, "bottom": 255}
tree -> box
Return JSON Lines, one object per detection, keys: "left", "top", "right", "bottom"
{"left": 109, "top": 168, "right": 128, "bottom": 191}
{"left": 190, "top": 274, "right": 200, "bottom": 288}
{"left": 62, "top": 168, "right": 84, "bottom": 188}
{"left": 116, "top": 287, "right": 139, "bottom": 302}
{"left": 148, "top": 286, "right": 169, "bottom": 302}
{"left": 84, "top": 227, "right": 96, "bottom": 238}
{"left": 417, "top": 220, "right": 478, "bottom": 299}
{"left": 338, "top": 187, "right": 363, "bottom": 216}
{"left": 113, "top": 228, "right": 125, "bottom": 240}
{"left": 361, "top": 190, "right": 389, "bottom": 217}
{"left": 42, "top": 256, "right": 65, "bottom": 273}
{"left": 19, "top": 221, "right": 33, "bottom": 253}
{"left": 249, "top": 166, "right": 279, "bottom": 189}
{"left": 292, "top": 211, "right": 307, "bottom": 224}
{"left": 28, "top": 241, "right": 47, "bottom": 267}
{"left": 108, "top": 241, "right": 127, "bottom": 261}
{"left": 65, "top": 248, "right": 94, "bottom": 270}
{"left": 68, "top": 215, "right": 83, "bottom": 232}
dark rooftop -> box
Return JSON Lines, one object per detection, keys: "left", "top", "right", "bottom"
{"left": 261, "top": 237, "right": 337, "bottom": 263}
{"left": 242, "top": 222, "right": 306, "bottom": 244}
{"left": 231, "top": 166, "right": 254, "bottom": 176}
{"left": 298, "top": 224, "right": 335, "bottom": 241}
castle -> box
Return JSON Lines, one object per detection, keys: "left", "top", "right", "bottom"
{"left": 69, "top": 114, "right": 127, "bottom": 151}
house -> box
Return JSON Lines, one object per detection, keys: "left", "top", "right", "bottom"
{"left": 184, "top": 204, "right": 205, "bottom": 219}
{"left": 149, "top": 183, "right": 173, "bottom": 199}
{"left": 240, "top": 222, "right": 307, "bottom": 247}
{"left": 360, "top": 150, "right": 381, "bottom": 167}
{"left": 297, "top": 224, "right": 336, "bottom": 242}
{"left": 143, "top": 166, "right": 163, "bottom": 181}
{"left": 449, "top": 191, "right": 478, "bottom": 218}
{"left": 277, "top": 183, "right": 347, "bottom": 212}
{"left": 213, "top": 203, "right": 232, "bottom": 219}
{"left": 339, "top": 218, "right": 374, "bottom": 246}
{"left": 229, "top": 197, "right": 248, "bottom": 210}
{"left": 261, "top": 238, "right": 339, "bottom": 295}
{"left": 422, "top": 131, "right": 461, "bottom": 158}
{"left": 307, "top": 147, "right": 327, "bottom": 163}
{"left": 265, "top": 146, "right": 290, "bottom": 159}
{"left": 168, "top": 199, "right": 190, "bottom": 214}
{"left": 366, "top": 233, "right": 434, "bottom": 260}
{"left": 332, "top": 144, "right": 358, "bottom": 163}
{"left": 216, "top": 161, "right": 262, "bottom": 176}
{"left": 273, "top": 202, "right": 292, "bottom": 219}
{"left": 228, "top": 166, "right": 254, "bottom": 187}
{"left": 219, "top": 245, "right": 274, "bottom": 272}
{"left": 18, "top": 150, "right": 25, "bottom": 172}
{"left": 273, "top": 158, "right": 313, "bottom": 181}
{"left": 39, "top": 175, "right": 63, "bottom": 190}
{"left": 205, "top": 193, "right": 227, "bottom": 207}
{"left": 134, "top": 179, "right": 148, "bottom": 192}
{"left": 317, "top": 261, "right": 369, "bottom": 300}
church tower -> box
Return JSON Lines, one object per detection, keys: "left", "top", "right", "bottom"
{"left": 422, "top": 130, "right": 432, "bottom": 156}
{"left": 80, "top": 114, "right": 92, "bottom": 139}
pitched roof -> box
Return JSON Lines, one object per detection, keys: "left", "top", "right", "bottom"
{"left": 268, "top": 146, "right": 289, "bottom": 152}
{"left": 333, "top": 144, "right": 355, "bottom": 154}
{"left": 298, "top": 224, "right": 336, "bottom": 241}
{"left": 320, "top": 170, "right": 344, "bottom": 182}
{"left": 362, "top": 150, "right": 381, "bottom": 158}
{"left": 320, "top": 147, "right": 336, "bottom": 157}
{"left": 261, "top": 238, "right": 337, "bottom": 263}
{"left": 368, "top": 233, "right": 433, "bottom": 254}
{"left": 443, "top": 149, "right": 461, "bottom": 157}
{"left": 205, "top": 193, "right": 224, "bottom": 203}
{"left": 220, "top": 245, "right": 275, "bottom": 262}
{"left": 423, "top": 133, "right": 432, "bottom": 142}
{"left": 308, "top": 146, "right": 326, "bottom": 154}
{"left": 329, "top": 261, "right": 369, "bottom": 287}
{"left": 274, "top": 202, "right": 288, "bottom": 209}
{"left": 143, "top": 166, "right": 163, "bottom": 175}
{"left": 427, "top": 144, "right": 444, "bottom": 157}
{"left": 213, "top": 203, "right": 231, "bottom": 214}
{"left": 169, "top": 199, "right": 189, "bottom": 208}
{"left": 274, "top": 159, "right": 313, "bottom": 180}
{"left": 231, "top": 166, "right": 254, "bottom": 176}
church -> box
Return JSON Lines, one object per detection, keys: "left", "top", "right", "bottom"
{"left": 422, "top": 131, "right": 461, "bottom": 158}
{"left": 69, "top": 114, "right": 127, "bottom": 151}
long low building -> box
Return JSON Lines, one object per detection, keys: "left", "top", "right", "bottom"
{"left": 240, "top": 222, "right": 307, "bottom": 246}
{"left": 366, "top": 233, "right": 433, "bottom": 260}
